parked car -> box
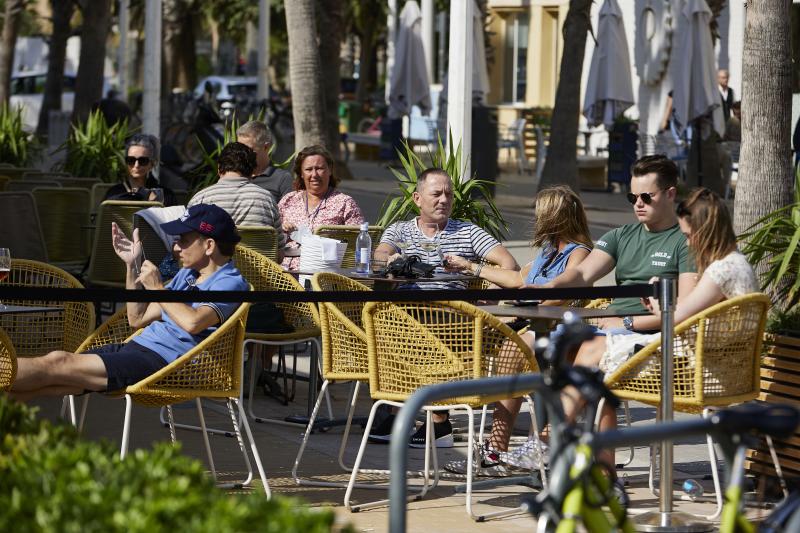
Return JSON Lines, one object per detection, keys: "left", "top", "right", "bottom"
{"left": 193, "top": 76, "right": 259, "bottom": 118}
{"left": 10, "top": 70, "right": 75, "bottom": 131}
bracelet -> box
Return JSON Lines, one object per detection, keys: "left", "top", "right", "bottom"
{"left": 473, "top": 262, "right": 483, "bottom": 277}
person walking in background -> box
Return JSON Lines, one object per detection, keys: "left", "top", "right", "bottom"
{"left": 718, "top": 69, "right": 734, "bottom": 124}
{"left": 237, "top": 120, "right": 293, "bottom": 203}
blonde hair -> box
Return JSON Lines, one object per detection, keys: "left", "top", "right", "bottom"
{"left": 676, "top": 188, "right": 737, "bottom": 274}
{"left": 531, "top": 185, "right": 592, "bottom": 249}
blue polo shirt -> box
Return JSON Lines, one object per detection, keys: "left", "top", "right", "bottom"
{"left": 132, "top": 261, "right": 248, "bottom": 364}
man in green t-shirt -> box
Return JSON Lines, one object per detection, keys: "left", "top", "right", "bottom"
{"left": 541, "top": 154, "right": 696, "bottom": 332}
{"left": 449, "top": 155, "right": 698, "bottom": 476}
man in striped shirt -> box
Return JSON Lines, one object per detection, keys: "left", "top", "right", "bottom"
{"left": 371, "top": 168, "right": 518, "bottom": 447}
{"left": 188, "top": 142, "right": 285, "bottom": 247}
{"left": 375, "top": 168, "right": 517, "bottom": 290}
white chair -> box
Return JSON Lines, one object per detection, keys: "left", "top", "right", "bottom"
{"left": 498, "top": 118, "right": 529, "bottom": 173}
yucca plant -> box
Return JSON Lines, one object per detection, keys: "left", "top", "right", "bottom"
{"left": 739, "top": 169, "right": 800, "bottom": 310}
{"left": 0, "top": 105, "right": 36, "bottom": 167}
{"left": 377, "top": 133, "right": 508, "bottom": 241}
{"left": 56, "top": 109, "right": 130, "bottom": 182}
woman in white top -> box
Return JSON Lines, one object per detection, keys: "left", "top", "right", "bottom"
{"left": 570, "top": 187, "right": 758, "bottom": 467}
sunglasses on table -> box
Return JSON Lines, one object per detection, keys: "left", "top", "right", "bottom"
{"left": 626, "top": 189, "right": 665, "bottom": 205}
{"left": 126, "top": 156, "right": 152, "bottom": 167}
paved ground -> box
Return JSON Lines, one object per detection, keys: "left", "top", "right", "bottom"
{"left": 25, "top": 156, "right": 774, "bottom": 532}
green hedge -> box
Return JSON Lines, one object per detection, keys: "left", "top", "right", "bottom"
{"left": 0, "top": 397, "right": 345, "bottom": 532}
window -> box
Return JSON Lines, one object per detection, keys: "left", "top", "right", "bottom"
{"left": 503, "top": 12, "right": 529, "bottom": 103}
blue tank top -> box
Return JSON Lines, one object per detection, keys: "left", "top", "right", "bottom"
{"left": 524, "top": 242, "right": 590, "bottom": 286}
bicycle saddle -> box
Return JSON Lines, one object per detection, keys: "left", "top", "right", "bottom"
{"left": 713, "top": 403, "right": 799, "bottom": 439}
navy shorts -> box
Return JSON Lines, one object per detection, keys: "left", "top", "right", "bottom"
{"left": 84, "top": 342, "right": 168, "bottom": 392}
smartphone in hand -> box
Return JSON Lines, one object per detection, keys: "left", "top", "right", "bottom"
{"left": 511, "top": 299, "right": 541, "bottom": 307}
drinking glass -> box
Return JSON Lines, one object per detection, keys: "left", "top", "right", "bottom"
{"left": 420, "top": 223, "right": 441, "bottom": 265}
{"left": 395, "top": 237, "right": 409, "bottom": 258}
{"left": 0, "top": 248, "right": 10, "bottom": 310}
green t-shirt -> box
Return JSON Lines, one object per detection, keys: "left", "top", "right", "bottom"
{"left": 595, "top": 223, "right": 695, "bottom": 314}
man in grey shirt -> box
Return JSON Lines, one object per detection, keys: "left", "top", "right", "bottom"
{"left": 236, "top": 120, "right": 293, "bottom": 202}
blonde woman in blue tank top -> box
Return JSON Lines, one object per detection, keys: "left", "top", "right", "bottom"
{"left": 443, "top": 185, "right": 593, "bottom": 476}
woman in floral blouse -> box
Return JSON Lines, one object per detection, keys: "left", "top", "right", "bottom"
{"left": 278, "top": 145, "right": 365, "bottom": 269}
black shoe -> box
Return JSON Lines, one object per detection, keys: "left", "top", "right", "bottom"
{"left": 409, "top": 418, "right": 454, "bottom": 448}
{"left": 367, "top": 414, "right": 395, "bottom": 444}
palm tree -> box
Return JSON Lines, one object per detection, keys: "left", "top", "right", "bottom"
{"left": 72, "top": 0, "right": 113, "bottom": 123}
{"left": 536, "top": 0, "right": 592, "bottom": 192}
{"left": 36, "top": 0, "right": 75, "bottom": 137}
{"left": 0, "top": 0, "right": 26, "bottom": 106}
{"left": 285, "top": 0, "right": 326, "bottom": 149}
{"left": 734, "top": 0, "right": 794, "bottom": 293}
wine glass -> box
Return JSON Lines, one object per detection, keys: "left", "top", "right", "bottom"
{"left": 0, "top": 248, "right": 10, "bottom": 310}
{"left": 420, "top": 223, "right": 441, "bottom": 265}
{"left": 395, "top": 237, "right": 409, "bottom": 258}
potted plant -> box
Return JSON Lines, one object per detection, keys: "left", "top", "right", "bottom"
{"left": 55, "top": 109, "right": 130, "bottom": 182}
{"left": 0, "top": 105, "right": 37, "bottom": 167}
{"left": 740, "top": 172, "right": 800, "bottom": 480}
{"left": 377, "top": 134, "right": 509, "bottom": 241}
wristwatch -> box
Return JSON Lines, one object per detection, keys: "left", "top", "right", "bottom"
{"left": 622, "top": 316, "right": 634, "bottom": 331}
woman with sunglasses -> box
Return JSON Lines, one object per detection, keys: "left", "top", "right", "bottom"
{"left": 105, "top": 134, "right": 178, "bottom": 206}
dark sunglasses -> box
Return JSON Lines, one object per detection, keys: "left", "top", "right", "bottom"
{"left": 126, "top": 156, "right": 152, "bottom": 167}
{"left": 626, "top": 190, "right": 663, "bottom": 205}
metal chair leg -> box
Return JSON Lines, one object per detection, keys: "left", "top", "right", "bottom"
{"left": 120, "top": 394, "right": 133, "bottom": 460}
{"left": 196, "top": 398, "right": 218, "bottom": 482}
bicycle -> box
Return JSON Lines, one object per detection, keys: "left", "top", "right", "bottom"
{"left": 519, "top": 319, "right": 800, "bottom": 533}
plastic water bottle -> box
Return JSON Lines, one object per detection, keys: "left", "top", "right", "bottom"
{"left": 355, "top": 222, "right": 372, "bottom": 273}
{"left": 681, "top": 479, "right": 704, "bottom": 501}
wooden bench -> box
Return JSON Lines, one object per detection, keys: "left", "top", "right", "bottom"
{"left": 746, "top": 333, "right": 800, "bottom": 479}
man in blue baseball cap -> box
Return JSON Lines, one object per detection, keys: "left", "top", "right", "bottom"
{"left": 10, "top": 204, "right": 249, "bottom": 399}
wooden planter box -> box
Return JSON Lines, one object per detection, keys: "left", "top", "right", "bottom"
{"left": 746, "top": 332, "right": 800, "bottom": 478}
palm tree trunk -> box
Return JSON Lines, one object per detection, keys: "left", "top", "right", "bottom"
{"left": 285, "top": 0, "right": 326, "bottom": 148}
{"left": 317, "top": 0, "right": 343, "bottom": 160}
{"left": 0, "top": 0, "right": 25, "bottom": 106}
{"left": 72, "top": 0, "right": 113, "bottom": 123}
{"left": 734, "top": 0, "right": 794, "bottom": 295}
{"left": 36, "top": 0, "right": 75, "bottom": 137}
{"left": 537, "top": 0, "right": 592, "bottom": 192}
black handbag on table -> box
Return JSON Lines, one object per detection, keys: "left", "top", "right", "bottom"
{"left": 379, "top": 255, "right": 436, "bottom": 279}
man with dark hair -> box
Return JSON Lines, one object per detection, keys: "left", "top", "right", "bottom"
{"left": 237, "top": 120, "right": 293, "bottom": 202}
{"left": 188, "top": 141, "right": 284, "bottom": 246}
{"left": 542, "top": 154, "right": 696, "bottom": 329}
{"left": 10, "top": 204, "right": 248, "bottom": 398}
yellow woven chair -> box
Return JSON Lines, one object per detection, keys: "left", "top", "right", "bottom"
{"left": 238, "top": 225, "right": 280, "bottom": 262}
{"left": 604, "top": 292, "right": 770, "bottom": 519}
{"left": 32, "top": 187, "right": 92, "bottom": 269}
{"left": 346, "top": 300, "right": 538, "bottom": 518}
{"left": 86, "top": 200, "right": 162, "bottom": 287}
{"left": 0, "top": 259, "right": 95, "bottom": 357}
{"left": 292, "top": 272, "right": 373, "bottom": 488}
{"left": 0, "top": 191, "right": 48, "bottom": 261}
{"left": 90, "top": 182, "right": 115, "bottom": 213}
{"left": 0, "top": 328, "right": 17, "bottom": 391}
{"left": 55, "top": 176, "right": 101, "bottom": 189}
{"left": 6, "top": 180, "right": 61, "bottom": 192}
{"left": 74, "top": 302, "right": 270, "bottom": 496}
{"left": 232, "top": 245, "right": 323, "bottom": 423}
{"left": 313, "top": 224, "right": 384, "bottom": 269}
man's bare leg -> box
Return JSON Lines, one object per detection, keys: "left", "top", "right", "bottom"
{"left": 11, "top": 351, "right": 108, "bottom": 394}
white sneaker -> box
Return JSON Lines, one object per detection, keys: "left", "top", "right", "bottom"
{"left": 504, "top": 436, "right": 548, "bottom": 470}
